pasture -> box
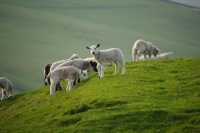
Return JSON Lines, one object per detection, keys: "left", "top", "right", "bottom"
{"left": 0, "top": 58, "right": 199, "bottom": 132}
{"left": 0, "top": 0, "right": 200, "bottom": 92}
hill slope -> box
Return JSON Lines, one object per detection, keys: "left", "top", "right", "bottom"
{"left": 0, "top": 58, "right": 200, "bottom": 132}
{"left": 1, "top": 0, "right": 200, "bottom": 93}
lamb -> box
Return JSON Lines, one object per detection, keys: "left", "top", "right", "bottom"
{"left": 132, "top": 39, "right": 160, "bottom": 61}
{"left": 0, "top": 77, "right": 13, "bottom": 101}
{"left": 46, "top": 66, "right": 88, "bottom": 96}
{"left": 55, "top": 59, "right": 97, "bottom": 86}
{"left": 44, "top": 54, "right": 79, "bottom": 91}
{"left": 139, "top": 52, "right": 173, "bottom": 60}
{"left": 86, "top": 44, "right": 126, "bottom": 78}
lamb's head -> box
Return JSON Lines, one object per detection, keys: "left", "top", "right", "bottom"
{"left": 90, "top": 61, "right": 98, "bottom": 72}
{"left": 69, "top": 54, "right": 79, "bottom": 60}
{"left": 80, "top": 70, "right": 88, "bottom": 80}
{"left": 86, "top": 44, "right": 100, "bottom": 56}
{"left": 153, "top": 47, "right": 160, "bottom": 57}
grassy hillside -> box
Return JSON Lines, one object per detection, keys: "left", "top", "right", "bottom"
{"left": 0, "top": 0, "right": 200, "bottom": 93}
{"left": 0, "top": 58, "right": 199, "bottom": 132}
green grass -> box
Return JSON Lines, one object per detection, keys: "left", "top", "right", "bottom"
{"left": 0, "top": 0, "right": 200, "bottom": 93}
{"left": 0, "top": 58, "right": 200, "bottom": 132}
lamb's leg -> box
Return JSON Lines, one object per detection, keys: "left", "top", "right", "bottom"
{"left": 77, "top": 78, "right": 80, "bottom": 83}
{"left": 113, "top": 61, "right": 119, "bottom": 74}
{"left": 48, "top": 78, "right": 51, "bottom": 85}
{"left": 1, "top": 90, "right": 4, "bottom": 101}
{"left": 133, "top": 52, "right": 137, "bottom": 61}
{"left": 97, "top": 64, "right": 101, "bottom": 77}
{"left": 50, "top": 81, "right": 57, "bottom": 96}
{"left": 118, "top": 59, "right": 126, "bottom": 75}
{"left": 121, "top": 62, "right": 126, "bottom": 75}
{"left": 58, "top": 81, "right": 62, "bottom": 91}
{"left": 67, "top": 79, "right": 73, "bottom": 91}
{"left": 100, "top": 65, "right": 105, "bottom": 78}
{"left": 73, "top": 79, "right": 77, "bottom": 85}
{"left": 137, "top": 53, "right": 141, "bottom": 61}
{"left": 55, "top": 83, "right": 58, "bottom": 91}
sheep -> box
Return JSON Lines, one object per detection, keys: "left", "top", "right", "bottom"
{"left": 44, "top": 54, "right": 80, "bottom": 91}
{"left": 0, "top": 77, "right": 13, "bottom": 101}
{"left": 46, "top": 66, "right": 88, "bottom": 96}
{"left": 55, "top": 59, "right": 97, "bottom": 87}
{"left": 86, "top": 44, "right": 126, "bottom": 78}
{"left": 139, "top": 52, "right": 173, "bottom": 60}
{"left": 132, "top": 39, "right": 160, "bottom": 61}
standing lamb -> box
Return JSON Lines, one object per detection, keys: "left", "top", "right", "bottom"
{"left": 132, "top": 39, "right": 160, "bottom": 61}
{"left": 86, "top": 44, "right": 126, "bottom": 78}
{"left": 139, "top": 52, "right": 173, "bottom": 60}
{"left": 0, "top": 77, "right": 13, "bottom": 101}
{"left": 47, "top": 66, "right": 88, "bottom": 96}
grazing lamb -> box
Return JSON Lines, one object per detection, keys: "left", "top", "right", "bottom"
{"left": 55, "top": 59, "right": 97, "bottom": 86}
{"left": 0, "top": 77, "right": 13, "bottom": 101}
{"left": 86, "top": 44, "right": 126, "bottom": 78}
{"left": 139, "top": 52, "right": 173, "bottom": 60}
{"left": 132, "top": 39, "right": 160, "bottom": 61}
{"left": 44, "top": 54, "right": 79, "bottom": 91}
{"left": 47, "top": 66, "right": 88, "bottom": 96}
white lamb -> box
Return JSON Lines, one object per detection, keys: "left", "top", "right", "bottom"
{"left": 86, "top": 44, "right": 126, "bottom": 78}
{"left": 132, "top": 39, "right": 160, "bottom": 61}
{"left": 46, "top": 54, "right": 80, "bottom": 91}
{"left": 47, "top": 66, "right": 88, "bottom": 96}
{"left": 139, "top": 52, "right": 173, "bottom": 60}
{"left": 55, "top": 59, "right": 97, "bottom": 86}
{"left": 0, "top": 77, "right": 13, "bottom": 101}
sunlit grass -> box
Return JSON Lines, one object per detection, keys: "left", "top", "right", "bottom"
{"left": 0, "top": 58, "right": 199, "bottom": 132}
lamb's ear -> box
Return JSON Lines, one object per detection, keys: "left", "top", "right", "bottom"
{"left": 96, "top": 44, "right": 100, "bottom": 48}
{"left": 86, "top": 47, "right": 90, "bottom": 50}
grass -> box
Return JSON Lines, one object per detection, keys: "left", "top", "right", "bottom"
{"left": 0, "top": 0, "right": 200, "bottom": 93}
{"left": 0, "top": 58, "right": 200, "bottom": 132}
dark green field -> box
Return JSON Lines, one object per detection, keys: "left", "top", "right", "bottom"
{"left": 0, "top": 0, "right": 200, "bottom": 93}
{"left": 0, "top": 58, "right": 199, "bottom": 132}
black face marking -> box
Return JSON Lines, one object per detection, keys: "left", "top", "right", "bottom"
{"left": 90, "top": 61, "right": 98, "bottom": 72}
